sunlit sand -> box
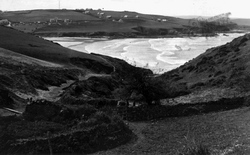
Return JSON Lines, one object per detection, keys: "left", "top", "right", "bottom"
{"left": 47, "top": 33, "right": 246, "bottom": 73}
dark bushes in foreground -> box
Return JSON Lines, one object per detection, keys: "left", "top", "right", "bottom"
{"left": 1, "top": 101, "right": 133, "bottom": 154}
{"left": 179, "top": 144, "right": 211, "bottom": 155}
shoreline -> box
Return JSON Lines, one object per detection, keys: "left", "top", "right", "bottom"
{"left": 46, "top": 32, "right": 247, "bottom": 74}
{"left": 36, "top": 30, "right": 248, "bottom": 39}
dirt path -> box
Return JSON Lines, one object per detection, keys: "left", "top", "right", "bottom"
{"left": 80, "top": 73, "right": 111, "bottom": 80}
{"left": 94, "top": 107, "right": 250, "bottom": 155}
{"left": 14, "top": 71, "right": 111, "bottom": 103}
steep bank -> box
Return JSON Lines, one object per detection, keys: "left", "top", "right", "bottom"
{"left": 159, "top": 33, "right": 250, "bottom": 104}
{"left": 0, "top": 25, "right": 151, "bottom": 108}
{"left": 0, "top": 25, "right": 149, "bottom": 154}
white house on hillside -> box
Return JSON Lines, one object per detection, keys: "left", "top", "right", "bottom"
{"left": 106, "top": 15, "right": 112, "bottom": 19}
{"left": 84, "top": 11, "right": 90, "bottom": 14}
{"left": 0, "top": 19, "right": 10, "bottom": 26}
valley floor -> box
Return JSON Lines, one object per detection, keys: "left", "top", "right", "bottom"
{"left": 95, "top": 107, "right": 250, "bottom": 155}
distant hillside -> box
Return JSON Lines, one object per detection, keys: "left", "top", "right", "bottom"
{"left": 231, "top": 18, "right": 250, "bottom": 26}
{"left": 0, "top": 9, "right": 187, "bottom": 34}
{"left": 0, "top": 25, "right": 150, "bottom": 104}
{"left": 178, "top": 15, "right": 250, "bottom": 26}
{"left": 0, "top": 26, "right": 114, "bottom": 66}
{"left": 1, "top": 10, "right": 100, "bottom": 22}
{"left": 0, "top": 9, "right": 236, "bottom": 37}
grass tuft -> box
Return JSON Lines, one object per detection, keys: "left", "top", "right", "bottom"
{"left": 180, "top": 143, "right": 211, "bottom": 155}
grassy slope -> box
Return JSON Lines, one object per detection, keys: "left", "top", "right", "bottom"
{"left": 0, "top": 25, "right": 121, "bottom": 114}
{"left": 1, "top": 10, "right": 100, "bottom": 22}
{"left": 232, "top": 18, "right": 250, "bottom": 26}
{"left": 0, "top": 26, "right": 111, "bottom": 66}
{"left": 159, "top": 33, "right": 250, "bottom": 102}
{"left": 0, "top": 9, "right": 189, "bottom": 34}
{"left": 0, "top": 47, "right": 62, "bottom": 67}
{"left": 95, "top": 107, "right": 250, "bottom": 155}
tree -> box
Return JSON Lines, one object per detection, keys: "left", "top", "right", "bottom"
{"left": 120, "top": 70, "right": 167, "bottom": 105}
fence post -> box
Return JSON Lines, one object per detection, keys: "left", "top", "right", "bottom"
{"left": 47, "top": 131, "right": 53, "bottom": 155}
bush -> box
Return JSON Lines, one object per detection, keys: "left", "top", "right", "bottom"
{"left": 1, "top": 109, "right": 133, "bottom": 154}
{"left": 92, "top": 111, "right": 112, "bottom": 124}
{"left": 179, "top": 144, "right": 210, "bottom": 155}
{"left": 74, "top": 104, "right": 97, "bottom": 118}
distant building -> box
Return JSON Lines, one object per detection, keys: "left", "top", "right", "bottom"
{"left": 162, "top": 19, "right": 168, "bottom": 22}
{"left": 50, "top": 17, "right": 59, "bottom": 23}
{"left": 124, "top": 15, "right": 128, "bottom": 18}
{"left": 64, "top": 19, "right": 71, "bottom": 23}
{"left": 0, "top": 19, "right": 10, "bottom": 26}
{"left": 84, "top": 11, "right": 90, "bottom": 14}
{"left": 135, "top": 15, "right": 139, "bottom": 18}
{"left": 98, "top": 12, "right": 105, "bottom": 18}
{"left": 49, "top": 17, "right": 64, "bottom": 24}
{"left": 118, "top": 19, "right": 124, "bottom": 22}
{"left": 106, "top": 15, "right": 112, "bottom": 19}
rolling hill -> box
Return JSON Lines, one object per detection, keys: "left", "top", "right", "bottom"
{"left": 159, "top": 33, "right": 250, "bottom": 104}
{"left": 231, "top": 18, "right": 250, "bottom": 26}
{"left": 1, "top": 9, "right": 234, "bottom": 37}
{"left": 0, "top": 26, "right": 111, "bottom": 65}
{"left": 0, "top": 25, "right": 150, "bottom": 109}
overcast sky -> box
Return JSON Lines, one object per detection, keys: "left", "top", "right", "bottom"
{"left": 0, "top": 0, "right": 249, "bottom": 18}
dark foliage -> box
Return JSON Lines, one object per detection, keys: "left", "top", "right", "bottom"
{"left": 121, "top": 70, "right": 167, "bottom": 105}
{"left": 180, "top": 144, "right": 211, "bottom": 155}
{"left": 1, "top": 100, "right": 133, "bottom": 154}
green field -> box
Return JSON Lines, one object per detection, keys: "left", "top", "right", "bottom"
{"left": 0, "top": 9, "right": 190, "bottom": 34}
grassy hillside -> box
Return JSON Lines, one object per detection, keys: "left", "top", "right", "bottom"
{"left": 1, "top": 10, "right": 100, "bottom": 22}
{"left": 0, "top": 9, "right": 195, "bottom": 36}
{"left": 159, "top": 33, "right": 250, "bottom": 104}
{"left": 0, "top": 25, "right": 152, "bottom": 104}
{"left": 0, "top": 24, "right": 147, "bottom": 154}
{"left": 232, "top": 18, "right": 250, "bottom": 26}
{"left": 0, "top": 25, "right": 120, "bottom": 102}
{"left": 0, "top": 9, "right": 241, "bottom": 37}
{"left": 0, "top": 26, "right": 113, "bottom": 66}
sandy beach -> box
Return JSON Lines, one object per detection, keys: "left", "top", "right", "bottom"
{"left": 46, "top": 33, "right": 246, "bottom": 73}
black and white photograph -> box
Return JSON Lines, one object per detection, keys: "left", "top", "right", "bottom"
{"left": 0, "top": 0, "right": 250, "bottom": 154}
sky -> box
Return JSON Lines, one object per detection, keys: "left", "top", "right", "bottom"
{"left": 0, "top": 0, "right": 249, "bottom": 18}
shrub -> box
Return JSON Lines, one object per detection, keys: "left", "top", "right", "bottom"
{"left": 74, "top": 104, "right": 97, "bottom": 118}
{"left": 179, "top": 144, "right": 210, "bottom": 155}
{"left": 92, "top": 111, "right": 112, "bottom": 124}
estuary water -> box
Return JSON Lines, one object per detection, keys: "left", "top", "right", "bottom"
{"left": 46, "top": 33, "right": 246, "bottom": 73}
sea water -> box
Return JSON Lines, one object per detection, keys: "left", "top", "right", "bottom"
{"left": 45, "top": 33, "right": 246, "bottom": 73}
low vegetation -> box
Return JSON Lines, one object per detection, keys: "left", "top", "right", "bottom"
{"left": 1, "top": 12, "right": 250, "bottom": 154}
{"left": 0, "top": 101, "right": 134, "bottom": 154}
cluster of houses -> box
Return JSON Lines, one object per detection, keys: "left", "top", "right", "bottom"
{"left": 78, "top": 8, "right": 170, "bottom": 23}
{"left": 157, "top": 18, "right": 168, "bottom": 22}
{"left": 49, "top": 17, "right": 72, "bottom": 25}
{"left": 83, "top": 9, "right": 141, "bottom": 21}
